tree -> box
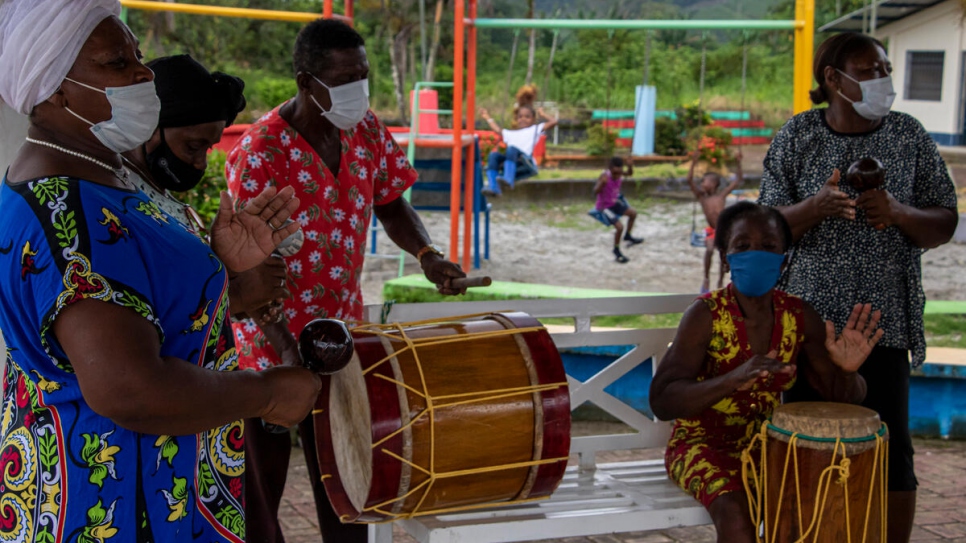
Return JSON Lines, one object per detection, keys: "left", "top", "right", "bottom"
{"left": 524, "top": 0, "right": 536, "bottom": 85}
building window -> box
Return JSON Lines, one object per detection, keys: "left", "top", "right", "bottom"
{"left": 905, "top": 51, "right": 944, "bottom": 101}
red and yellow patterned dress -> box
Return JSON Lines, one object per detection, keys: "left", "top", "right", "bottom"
{"left": 665, "top": 285, "right": 805, "bottom": 507}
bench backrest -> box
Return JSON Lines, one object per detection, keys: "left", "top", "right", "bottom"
{"left": 363, "top": 295, "right": 693, "bottom": 469}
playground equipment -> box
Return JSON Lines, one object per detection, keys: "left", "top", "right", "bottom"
{"left": 449, "top": 1, "right": 816, "bottom": 271}
{"left": 371, "top": 83, "right": 491, "bottom": 272}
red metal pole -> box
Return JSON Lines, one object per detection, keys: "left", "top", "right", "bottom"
{"left": 451, "top": 0, "right": 465, "bottom": 266}
{"left": 462, "top": 0, "right": 478, "bottom": 271}
{"left": 323, "top": 0, "right": 332, "bottom": 19}
{"left": 345, "top": 0, "right": 354, "bottom": 21}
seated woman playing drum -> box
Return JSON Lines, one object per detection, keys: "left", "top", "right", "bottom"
{"left": 649, "top": 202, "right": 884, "bottom": 543}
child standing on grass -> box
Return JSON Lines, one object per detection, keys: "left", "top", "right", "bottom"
{"left": 591, "top": 156, "right": 643, "bottom": 263}
{"left": 687, "top": 149, "right": 743, "bottom": 293}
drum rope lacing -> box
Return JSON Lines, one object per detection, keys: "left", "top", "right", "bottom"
{"left": 320, "top": 314, "right": 571, "bottom": 522}
{"left": 741, "top": 421, "right": 888, "bottom": 543}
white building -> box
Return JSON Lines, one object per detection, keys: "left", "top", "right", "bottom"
{"left": 822, "top": 0, "right": 965, "bottom": 146}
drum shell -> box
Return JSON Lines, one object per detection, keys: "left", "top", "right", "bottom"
{"left": 763, "top": 402, "right": 888, "bottom": 543}
{"left": 314, "top": 311, "right": 571, "bottom": 522}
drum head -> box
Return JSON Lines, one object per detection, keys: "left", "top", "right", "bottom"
{"left": 329, "top": 355, "right": 372, "bottom": 512}
{"left": 769, "top": 402, "right": 885, "bottom": 452}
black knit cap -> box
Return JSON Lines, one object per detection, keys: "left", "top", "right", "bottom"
{"left": 147, "top": 54, "right": 246, "bottom": 128}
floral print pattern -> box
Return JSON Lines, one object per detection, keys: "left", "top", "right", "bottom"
{"left": 226, "top": 106, "right": 417, "bottom": 370}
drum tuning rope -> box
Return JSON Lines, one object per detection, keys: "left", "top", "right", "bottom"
{"left": 741, "top": 422, "right": 888, "bottom": 543}
{"left": 341, "top": 316, "right": 570, "bottom": 521}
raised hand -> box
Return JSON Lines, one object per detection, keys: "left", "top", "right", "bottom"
{"left": 210, "top": 187, "right": 301, "bottom": 273}
{"left": 732, "top": 349, "right": 794, "bottom": 391}
{"left": 824, "top": 303, "right": 884, "bottom": 373}
{"left": 812, "top": 169, "right": 856, "bottom": 221}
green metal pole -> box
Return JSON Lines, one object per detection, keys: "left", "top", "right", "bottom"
{"left": 470, "top": 18, "right": 800, "bottom": 31}
{"left": 398, "top": 81, "right": 455, "bottom": 278}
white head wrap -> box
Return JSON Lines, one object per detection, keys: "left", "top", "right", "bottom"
{"left": 0, "top": 0, "right": 121, "bottom": 115}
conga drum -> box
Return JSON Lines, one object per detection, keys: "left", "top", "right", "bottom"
{"left": 313, "top": 311, "right": 571, "bottom": 522}
{"left": 744, "top": 402, "right": 889, "bottom": 543}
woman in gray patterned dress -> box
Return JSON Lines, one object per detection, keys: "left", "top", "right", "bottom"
{"left": 758, "top": 32, "right": 958, "bottom": 543}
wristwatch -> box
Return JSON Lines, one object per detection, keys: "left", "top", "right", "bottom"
{"left": 416, "top": 244, "right": 444, "bottom": 264}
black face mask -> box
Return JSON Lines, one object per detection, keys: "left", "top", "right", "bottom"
{"left": 145, "top": 130, "right": 206, "bottom": 192}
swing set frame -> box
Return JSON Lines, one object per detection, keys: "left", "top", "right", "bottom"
{"left": 118, "top": 0, "right": 816, "bottom": 272}
{"left": 450, "top": 1, "right": 816, "bottom": 269}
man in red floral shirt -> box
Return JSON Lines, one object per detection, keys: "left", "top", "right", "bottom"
{"left": 226, "top": 19, "right": 465, "bottom": 543}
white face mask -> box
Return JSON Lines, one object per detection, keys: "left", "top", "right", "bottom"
{"left": 836, "top": 70, "right": 895, "bottom": 121}
{"left": 310, "top": 76, "right": 369, "bottom": 130}
{"left": 63, "top": 77, "right": 160, "bottom": 153}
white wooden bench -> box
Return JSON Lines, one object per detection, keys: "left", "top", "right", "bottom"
{"left": 360, "top": 295, "right": 712, "bottom": 543}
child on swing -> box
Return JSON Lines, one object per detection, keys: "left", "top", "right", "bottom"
{"left": 479, "top": 85, "right": 558, "bottom": 196}
{"left": 650, "top": 202, "right": 883, "bottom": 543}
{"left": 591, "top": 156, "right": 643, "bottom": 263}
{"left": 687, "top": 146, "right": 743, "bottom": 293}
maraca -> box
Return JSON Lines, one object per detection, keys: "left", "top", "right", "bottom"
{"left": 263, "top": 318, "right": 354, "bottom": 433}
{"left": 845, "top": 157, "right": 885, "bottom": 192}
{"left": 298, "top": 318, "right": 354, "bottom": 374}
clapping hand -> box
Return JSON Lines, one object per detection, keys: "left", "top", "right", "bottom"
{"left": 824, "top": 303, "right": 884, "bottom": 373}
{"left": 210, "top": 186, "right": 301, "bottom": 274}
{"left": 814, "top": 169, "right": 856, "bottom": 221}
{"left": 732, "top": 349, "right": 794, "bottom": 391}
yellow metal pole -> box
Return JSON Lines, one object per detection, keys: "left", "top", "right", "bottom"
{"left": 120, "top": 0, "right": 334, "bottom": 23}
{"left": 792, "top": 0, "right": 815, "bottom": 114}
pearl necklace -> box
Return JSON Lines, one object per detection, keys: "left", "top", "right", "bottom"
{"left": 25, "top": 137, "right": 129, "bottom": 184}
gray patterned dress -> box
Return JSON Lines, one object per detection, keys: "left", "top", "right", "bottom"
{"left": 758, "top": 109, "right": 957, "bottom": 366}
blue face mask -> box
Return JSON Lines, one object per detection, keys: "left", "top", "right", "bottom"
{"left": 726, "top": 251, "right": 785, "bottom": 297}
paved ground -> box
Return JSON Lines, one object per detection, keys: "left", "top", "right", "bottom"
{"left": 276, "top": 437, "right": 966, "bottom": 543}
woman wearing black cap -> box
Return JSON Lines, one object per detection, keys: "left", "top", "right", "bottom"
{"left": 123, "top": 54, "right": 289, "bottom": 324}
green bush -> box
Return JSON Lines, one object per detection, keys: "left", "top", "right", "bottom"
{"left": 182, "top": 149, "right": 228, "bottom": 231}
{"left": 248, "top": 77, "right": 297, "bottom": 113}
{"left": 585, "top": 125, "right": 617, "bottom": 157}
{"left": 654, "top": 117, "right": 686, "bottom": 156}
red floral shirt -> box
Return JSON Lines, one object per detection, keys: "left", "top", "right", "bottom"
{"left": 226, "top": 106, "right": 417, "bottom": 370}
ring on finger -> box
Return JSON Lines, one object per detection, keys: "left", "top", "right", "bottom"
{"left": 279, "top": 279, "right": 285, "bottom": 288}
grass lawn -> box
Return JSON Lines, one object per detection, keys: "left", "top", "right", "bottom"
{"left": 382, "top": 284, "right": 966, "bottom": 349}
{"left": 532, "top": 163, "right": 689, "bottom": 181}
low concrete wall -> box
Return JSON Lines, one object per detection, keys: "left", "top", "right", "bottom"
{"left": 490, "top": 175, "right": 763, "bottom": 206}
{"left": 955, "top": 213, "right": 966, "bottom": 244}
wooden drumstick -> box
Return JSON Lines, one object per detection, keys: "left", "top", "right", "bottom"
{"left": 449, "top": 276, "right": 492, "bottom": 289}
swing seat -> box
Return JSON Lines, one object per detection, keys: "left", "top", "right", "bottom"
{"left": 690, "top": 231, "right": 707, "bottom": 248}
{"left": 589, "top": 208, "right": 619, "bottom": 227}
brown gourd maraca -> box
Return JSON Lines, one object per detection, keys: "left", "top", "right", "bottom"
{"left": 262, "top": 319, "right": 353, "bottom": 434}
{"left": 298, "top": 318, "right": 354, "bottom": 374}
{"left": 845, "top": 157, "right": 885, "bottom": 192}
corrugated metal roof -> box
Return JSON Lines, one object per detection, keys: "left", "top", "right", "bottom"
{"left": 818, "top": 0, "right": 948, "bottom": 33}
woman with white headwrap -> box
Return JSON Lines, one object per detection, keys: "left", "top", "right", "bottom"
{"left": 0, "top": 2, "right": 321, "bottom": 540}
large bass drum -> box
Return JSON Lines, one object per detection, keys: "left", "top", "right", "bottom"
{"left": 313, "top": 311, "right": 571, "bottom": 522}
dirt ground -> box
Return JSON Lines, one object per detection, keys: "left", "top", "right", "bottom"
{"left": 361, "top": 199, "right": 966, "bottom": 304}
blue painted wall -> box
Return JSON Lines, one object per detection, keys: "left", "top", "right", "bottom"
{"left": 928, "top": 131, "right": 965, "bottom": 147}
{"left": 562, "top": 347, "right": 966, "bottom": 439}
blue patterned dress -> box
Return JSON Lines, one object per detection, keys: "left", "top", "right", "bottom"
{"left": 0, "top": 176, "right": 245, "bottom": 541}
